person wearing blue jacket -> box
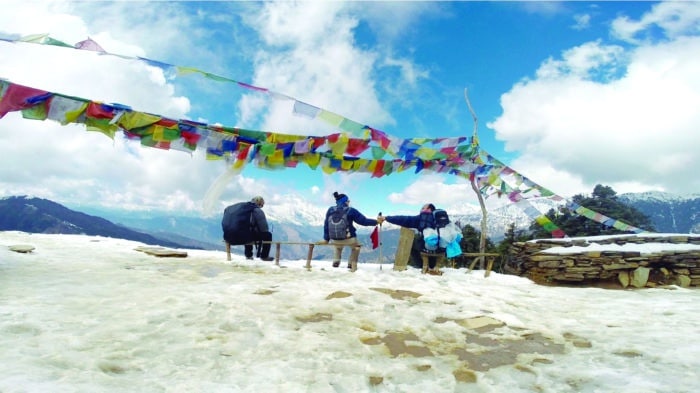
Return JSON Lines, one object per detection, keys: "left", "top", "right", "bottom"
{"left": 319, "top": 191, "right": 379, "bottom": 268}
{"left": 379, "top": 203, "right": 443, "bottom": 275}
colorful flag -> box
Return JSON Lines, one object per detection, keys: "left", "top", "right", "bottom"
{"left": 74, "top": 37, "right": 105, "bottom": 52}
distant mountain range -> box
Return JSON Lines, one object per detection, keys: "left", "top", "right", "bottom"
{"left": 0, "top": 196, "right": 192, "bottom": 250}
{"left": 618, "top": 191, "right": 700, "bottom": 233}
{"left": 2, "top": 192, "right": 698, "bottom": 262}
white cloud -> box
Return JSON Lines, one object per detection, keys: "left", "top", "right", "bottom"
{"left": 0, "top": 1, "right": 248, "bottom": 214}
{"left": 350, "top": 1, "right": 447, "bottom": 44}
{"left": 386, "top": 174, "right": 482, "bottom": 214}
{"left": 572, "top": 13, "right": 591, "bottom": 31}
{"left": 612, "top": 1, "right": 700, "bottom": 43}
{"left": 535, "top": 41, "right": 625, "bottom": 80}
{"left": 239, "top": 1, "right": 393, "bottom": 135}
{"left": 383, "top": 57, "right": 430, "bottom": 87}
{"left": 489, "top": 5, "right": 700, "bottom": 198}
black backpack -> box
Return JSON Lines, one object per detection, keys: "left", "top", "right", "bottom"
{"left": 420, "top": 209, "right": 450, "bottom": 252}
{"left": 221, "top": 202, "right": 257, "bottom": 245}
{"left": 433, "top": 209, "right": 450, "bottom": 229}
{"left": 328, "top": 206, "right": 350, "bottom": 240}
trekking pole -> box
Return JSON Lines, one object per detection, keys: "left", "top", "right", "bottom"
{"left": 378, "top": 212, "right": 383, "bottom": 271}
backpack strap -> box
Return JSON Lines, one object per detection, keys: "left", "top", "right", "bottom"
{"left": 250, "top": 208, "right": 261, "bottom": 233}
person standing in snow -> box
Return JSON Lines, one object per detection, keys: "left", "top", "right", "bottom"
{"left": 222, "top": 196, "right": 274, "bottom": 261}
{"left": 378, "top": 203, "right": 444, "bottom": 275}
{"left": 318, "top": 191, "right": 380, "bottom": 268}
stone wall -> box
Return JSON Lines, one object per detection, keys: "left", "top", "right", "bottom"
{"left": 504, "top": 234, "right": 700, "bottom": 288}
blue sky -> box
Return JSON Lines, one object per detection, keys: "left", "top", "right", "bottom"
{"left": 1, "top": 1, "right": 699, "bottom": 224}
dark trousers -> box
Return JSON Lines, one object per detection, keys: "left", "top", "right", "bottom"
{"left": 245, "top": 231, "right": 272, "bottom": 258}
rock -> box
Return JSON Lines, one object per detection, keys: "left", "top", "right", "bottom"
{"left": 630, "top": 267, "right": 650, "bottom": 288}
{"left": 9, "top": 244, "right": 35, "bottom": 253}
{"left": 134, "top": 246, "right": 187, "bottom": 258}
{"left": 603, "top": 263, "right": 638, "bottom": 270}
{"left": 618, "top": 271, "right": 630, "bottom": 288}
{"left": 538, "top": 260, "right": 562, "bottom": 268}
{"left": 510, "top": 236, "right": 700, "bottom": 288}
{"left": 675, "top": 275, "right": 691, "bottom": 288}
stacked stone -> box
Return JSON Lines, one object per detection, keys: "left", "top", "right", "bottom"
{"left": 503, "top": 235, "right": 700, "bottom": 288}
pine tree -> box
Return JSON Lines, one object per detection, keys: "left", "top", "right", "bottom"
{"left": 460, "top": 224, "right": 494, "bottom": 253}
{"left": 496, "top": 222, "right": 531, "bottom": 254}
{"left": 530, "top": 184, "right": 656, "bottom": 238}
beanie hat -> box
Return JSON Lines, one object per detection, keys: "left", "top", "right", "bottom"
{"left": 251, "top": 196, "right": 265, "bottom": 206}
{"left": 333, "top": 191, "right": 348, "bottom": 206}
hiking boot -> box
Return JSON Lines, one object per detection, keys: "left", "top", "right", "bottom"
{"left": 260, "top": 256, "right": 274, "bottom": 262}
{"left": 347, "top": 264, "right": 353, "bottom": 269}
{"left": 245, "top": 256, "right": 253, "bottom": 260}
{"left": 332, "top": 261, "right": 340, "bottom": 268}
{"left": 427, "top": 269, "right": 443, "bottom": 276}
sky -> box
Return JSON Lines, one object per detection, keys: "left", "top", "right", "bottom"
{"left": 1, "top": 1, "right": 699, "bottom": 223}
{"left": 2, "top": 231, "right": 700, "bottom": 392}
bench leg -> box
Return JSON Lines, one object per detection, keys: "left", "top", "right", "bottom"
{"left": 421, "top": 254, "right": 429, "bottom": 274}
{"left": 467, "top": 257, "right": 479, "bottom": 273}
{"left": 275, "top": 243, "right": 281, "bottom": 266}
{"left": 485, "top": 257, "right": 494, "bottom": 277}
{"left": 350, "top": 246, "right": 360, "bottom": 272}
{"left": 226, "top": 242, "right": 231, "bottom": 261}
{"left": 306, "top": 244, "right": 314, "bottom": 270}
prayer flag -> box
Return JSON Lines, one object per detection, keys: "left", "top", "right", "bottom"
{"left": 74, "top": 37, "right": 105, "bottom": 52}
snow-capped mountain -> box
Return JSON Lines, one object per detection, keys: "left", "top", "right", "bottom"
{"left": 619, "top": 191, "right": 699, "bottom": 203}
{"left": 264, "top": 196, "right": 327, "bottom": 227}
{"left": 619, "top": 192, "right": 700, "bottom": 233}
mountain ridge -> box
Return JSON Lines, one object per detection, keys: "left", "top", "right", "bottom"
{"left": 0, "top": 196, "right": 194, "bottom": 249}
{"left": 3, "top": 192, "right": 698, "bottom": 261}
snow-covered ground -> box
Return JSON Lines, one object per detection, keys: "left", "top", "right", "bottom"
{"left": 1, "top": 231, "right": 698, "bottom": 393}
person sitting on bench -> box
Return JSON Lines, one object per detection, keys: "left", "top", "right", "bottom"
{"left": 378, "top": 203, "right": 443, "bottom": 275}
{"left": 317, "top": 191, "right": 380, "bottom": 269}
{"left": 222, "top": 196, "right": 274, "bottom": 261}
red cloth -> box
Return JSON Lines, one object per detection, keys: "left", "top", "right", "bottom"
{"left": 0, "top": 83, "right": 50, "bottom": 119}
{"left": 370, "top": 226, "right": 380, "bottom": 249}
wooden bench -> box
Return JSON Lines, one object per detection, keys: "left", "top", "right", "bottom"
{"left": 417, "top": 251, "right": 500, "bottom": 276}
{"left": 225, "top": 241, "right": 361, "bottom": 272}
{"left": 419, "top": 251, "right": 446, "bottom": 274}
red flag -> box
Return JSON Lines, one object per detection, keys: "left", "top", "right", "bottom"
{"left": 370, "top": 226, "right": 379, "bottom": 249}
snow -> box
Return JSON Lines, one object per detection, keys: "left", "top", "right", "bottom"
{"left": 1, "top": 231, "right": 699, "bottom": 393}
{"left": 530, "top": 233, "right": 700, "bottom": 255}
{"left": 545, "top": 241, "right": 700, "bottom": 254}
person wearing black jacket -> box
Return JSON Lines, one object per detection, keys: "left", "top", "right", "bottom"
{"left": 222, "top": 196, "right": 273, "bottom": 261}
{"left": 379, "top": 203, "right": 443, "bottom": 274}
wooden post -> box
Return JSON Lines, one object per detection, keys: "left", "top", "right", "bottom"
{"left": 225, "top": 242, "right": 231, "bottom": 261}
{"left": 393, "top": 227, "right": 415, "bottom": 271}
{"left": 464, "top": 88, "right": 489, "bottom": 270}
